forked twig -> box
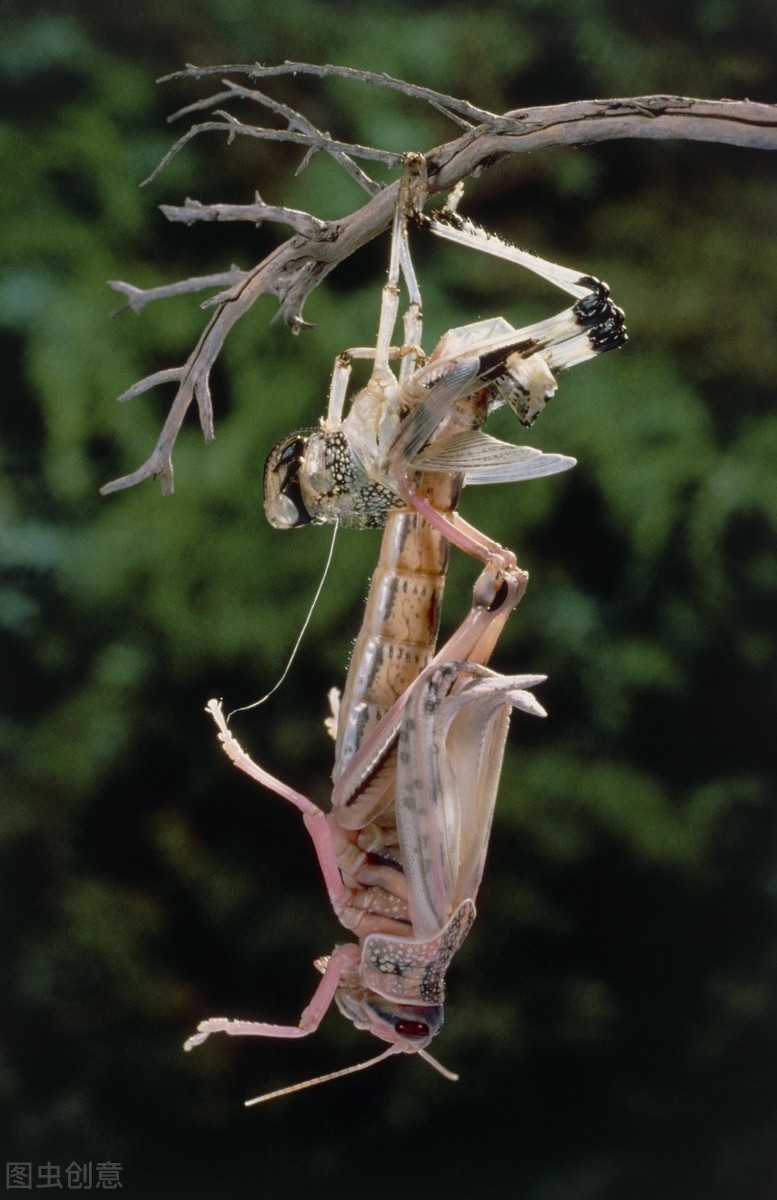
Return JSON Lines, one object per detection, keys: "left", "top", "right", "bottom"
{"left": 159, "top": 60, "right": 502, "bottom": 125}
{"left": 109, "top": 269, "right": 249, "bottom": 316}
{"left": 158, "top": 196, "right": 331, "bottom": 239}
{"left": 142, "top": 113, "right": 403, "bottom": 189}
{"left": 102, "top": 64, "right": 777, "bottom": 496}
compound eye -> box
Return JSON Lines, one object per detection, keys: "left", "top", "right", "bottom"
{"left": 393, "top": 1018, "right": 430, "bottom": 1040}
{"left": 263, "top": 433, "right": 312, "bottom": 528}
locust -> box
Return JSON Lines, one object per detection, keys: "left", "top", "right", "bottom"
{"left": 184, "top": 156, "right": 626, "bottom": 1102}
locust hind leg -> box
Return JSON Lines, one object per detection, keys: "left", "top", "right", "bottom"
{"left": 205, "top": 700, "right": 349, "bottom": 915}
{"left": 421, "top": 206, "right": 627, "bottom": 314}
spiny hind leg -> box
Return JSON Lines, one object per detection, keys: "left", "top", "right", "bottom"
{"left": 205, "top": 700, "right": 348, "bottom": 914}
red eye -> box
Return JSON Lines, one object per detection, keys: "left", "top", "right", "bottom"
{"left": 394, "top": 1019, "right": 429, "bottom": 1039}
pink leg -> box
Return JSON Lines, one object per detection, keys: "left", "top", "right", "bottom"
{"left": 183, "top": 943, "right": 360, "bottom": 1049}
{"left": 206, "top": 700, "right": 348, "bottom": 914}
{"left": 397, "top": 471, "right": 518, "bottom": 571}
{"left": 429, "top": 556, "right": 527, "bottom": 667}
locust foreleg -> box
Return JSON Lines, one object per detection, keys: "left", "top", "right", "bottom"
{"left": 184, "top": 943, "right": 360, "bottom": 1050}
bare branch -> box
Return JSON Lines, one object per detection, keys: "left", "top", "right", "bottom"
{"left": 104, "top": 73, "right": 777, "bottom": 497}
{"left": 142, "top": 112, "right": 402, "bottom": 187}
{"left": 116, "top": 368, "right": 184, "bottom": 402}
{"left": 217, "top": 79, "right": 381, "bottom": 194}
{"left": 489, "top": 94, "right": 777, "bottom": 155}
{"left": 109, "top": 269, "right": 248, "bottom": 315}
{"left": 167, "top": 78, "right": 381, "bottom": 197}
{"left": 159, "top": 195, "right": 331, "bottom": 239}
{"left": 159, "top": 60, "right": 501, "bottom": 126}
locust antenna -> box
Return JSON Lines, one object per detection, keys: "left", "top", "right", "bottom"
{"left": 228, "top": 523, "right": 338, "bottom": 721}
{"left": 418, "top": 1048, "right": 459, "bottom": 1081}
{"left": 244, "top": 1042, "right": 460, "bottom": 1106}
{"left": 244, "top": 1044, "right": 400, "bottom": 1106}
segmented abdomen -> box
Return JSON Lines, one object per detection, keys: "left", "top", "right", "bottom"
{"left": 333, "top": 468, "right": 461, "bottom": 777}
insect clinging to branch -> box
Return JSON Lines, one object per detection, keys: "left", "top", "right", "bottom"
{"left": 183, "top": 155, "right": 626, "bottom": 1102}
{"left": 97, "top": 65, "right": 777, "bottom": 1111}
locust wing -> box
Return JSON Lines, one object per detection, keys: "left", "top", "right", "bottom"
{"left": 412, "top": 429, "right": 576, "bottom": 484}
{"left": 387, "top": 358, "right": 482, "bottom": 467}
{"left": 395, "top": 662, "right": 546, "bottom": 939}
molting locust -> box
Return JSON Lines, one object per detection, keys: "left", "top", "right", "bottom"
{"left": 184, "top": 156, "right": 627, "bottom": 1103}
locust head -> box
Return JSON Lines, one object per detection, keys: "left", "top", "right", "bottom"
{"left": 264, "top": 426, "right": 400, "bottom": 531}
{"left": 335, "top": 986, "right": 444, "bottom": 1053}
{"left": 263, "top": 431, "right": 315, "bottom": 528}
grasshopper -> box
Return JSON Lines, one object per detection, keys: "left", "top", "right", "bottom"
{"left": 185, "top": 156, "right": 626, "bottom": 1101}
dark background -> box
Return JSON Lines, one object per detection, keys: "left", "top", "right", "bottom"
{"left": 2, "top": 2, "right": 776, "bottom": 1197}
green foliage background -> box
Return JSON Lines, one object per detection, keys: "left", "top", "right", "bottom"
{"left": 2, "top": 2, "right": 776, "bottom": 1197}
